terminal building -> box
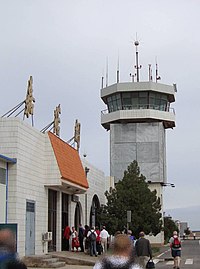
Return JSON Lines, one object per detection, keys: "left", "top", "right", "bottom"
{"left": 0, "top": 78, "right": 108, "bottom": 256}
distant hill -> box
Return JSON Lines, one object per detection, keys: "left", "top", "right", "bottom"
{"left": 165, "top": 205, "right": 200, "bottom": 231}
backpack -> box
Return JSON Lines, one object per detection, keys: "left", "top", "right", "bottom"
{"left": 89, "top": 231, "right": 96, "bottom": 241}
{"left": 172, "top": 237, "right": 181, "bottom": 248}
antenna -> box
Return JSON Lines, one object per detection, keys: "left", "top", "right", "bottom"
{"left": 134, "top": 39, "right": 142, "bottom": 82}
{"left": 117, "top": 54, "right": 119, "bottom": 83}
{"left": 101, "top": 76, "right": 104, "bottom": 89}
{"left": 129, "top": 73, "right": 135, "bottom": 82}
{"left": 155, "top": 57, "right": 161, "bottom": 83}
{"left": 117, "top": 53, "right": 120, "bottom": 83}
{"left": 148, "top": 64, "right": 153, "bottom": 81}
{"left": 106, "top": 57, "right": 108, "bottom": 87}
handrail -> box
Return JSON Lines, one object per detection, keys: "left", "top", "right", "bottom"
{"left": 101, "top": 105, "right": 175, "bottom": 115}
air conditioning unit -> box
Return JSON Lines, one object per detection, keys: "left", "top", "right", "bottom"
{"left": 43, "top": 232, "right": 52, "bottom": 241}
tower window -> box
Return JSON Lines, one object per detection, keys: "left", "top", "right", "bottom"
{"left": 106, "top": 91, "right": 169, "bottom": 112}
{"left": 107, "top": 94, "right": 121, "bottom": 112}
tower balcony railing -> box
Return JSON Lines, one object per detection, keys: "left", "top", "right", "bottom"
{"left": 101, "top": 104, "right": 175, "bottom": 115}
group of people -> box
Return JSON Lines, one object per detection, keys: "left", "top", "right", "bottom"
{"left": 93, "top": 231, "right": 153, "bottom": 269}
{"left": 94, "top": 229, "right": 182, "bottom": 269}
{"left": 0, "top": 225, "right": 182, "bottom": 269}
{"left": 63, "top": 224, "right": 110, "bottom": 256}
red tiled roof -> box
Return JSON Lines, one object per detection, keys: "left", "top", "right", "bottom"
{"left": 48, "top": 132, "right": 89, "bottom": 189}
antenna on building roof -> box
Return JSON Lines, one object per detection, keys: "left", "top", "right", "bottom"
{"left": 101, "top": 76, "right": 104, "bottom": 89}
{"left": 117, "top": 53, "right": 120, "bottom": 83}
{"left": 155, "top": 57, "right": 161, "bottom": 83}
{"left": 148, "top": 64, "right": 153, "bottom": 81}
{"left": 101, "top": 68, "right": 104, "bottom": 89}
{"left": 106, "top": 57, "right": 109, "bottom": 87}
{"left": 134, "top": 35, "right": 142, "bottom": 82}
{"left": 129, "top": 73, "right": 135, "bottom": 82}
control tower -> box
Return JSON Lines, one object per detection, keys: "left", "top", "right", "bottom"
{"left": 101, "top": 42, "right": 176, "bottom": 185}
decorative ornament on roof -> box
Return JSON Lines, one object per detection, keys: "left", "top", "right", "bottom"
{"left": 24, "top": 76, "right": 35, "bottom": 118}
{"left": 2, "top": 75, "right": 35, "bottom": 126}
{"left": 53, "top": 104, "right": 61, "bottom": 137}
{"left": 74, "top": 119, "right": 81, "bottom": 152}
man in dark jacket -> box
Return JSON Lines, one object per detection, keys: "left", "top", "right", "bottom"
{"left": 135, "top": 231, "right": 152, "bottom": 268}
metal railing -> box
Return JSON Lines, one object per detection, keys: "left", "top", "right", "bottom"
{"left": 101, "top": 104, "right": 175, "bottom": 115}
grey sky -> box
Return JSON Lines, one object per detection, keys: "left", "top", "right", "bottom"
{"left": 0, "top": 1, "right": 200, "bottom": 229}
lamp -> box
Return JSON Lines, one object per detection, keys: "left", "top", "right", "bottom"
{"left": 147, "top": 181, "right": 175, "bottom": 187}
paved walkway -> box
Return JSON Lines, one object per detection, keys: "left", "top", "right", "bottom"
{"left": 27, "top": 245, "right": 171, "bottom": 269}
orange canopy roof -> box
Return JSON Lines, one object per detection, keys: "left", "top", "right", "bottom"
{"left": 48, "top": 132, "right": 89, "bottom": 189}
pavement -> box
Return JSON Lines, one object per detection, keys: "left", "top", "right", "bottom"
{"left": 27, "top": 244, "right": 172, "bottom": 269}
{"left": 28, "top": 264, "right": 93, "bottom": 269}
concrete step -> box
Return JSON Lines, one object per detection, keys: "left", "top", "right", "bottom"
{"left": 42, "top": 258, "right": 59, "bottom": 264}
{"left": 23, "top": 255, "right": 66, "bottom": 268}
{"left": 47, "top": 262, "right": 66, "bottom": 268}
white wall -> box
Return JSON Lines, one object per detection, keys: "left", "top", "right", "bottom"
{"left": 80, "top": 158, "right": 107, "bottom": 225}
{"left": 0, "top": 118, "right": 49, "bottom": 255}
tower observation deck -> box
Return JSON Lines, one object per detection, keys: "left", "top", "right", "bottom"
{"left": 100, "top": 43, "right": 176, "bottom": 184}
{"left": 101, "top": 81, "right": 176, "bottom": 131}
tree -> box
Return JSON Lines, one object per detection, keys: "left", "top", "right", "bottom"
{"left": 163, "top": 216, "right": 178, "bottom": 243}
{"left": 98, "top": 160, "right": 162, "bottom": 237}
{"left": 184, "top": 227, "right": 191, "bottom": 236}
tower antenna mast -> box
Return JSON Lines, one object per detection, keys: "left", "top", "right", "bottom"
{"left": 117, "top": 52, "right": 120, "bottom": 83}
{"left": 134, "top": 39, "right": 142, "bottom": 82}
{"left": 106, "top": 57, "right": 108, "bottom": 87}
{"left": 155, "top": 57, "right": 161, "bottom": 83}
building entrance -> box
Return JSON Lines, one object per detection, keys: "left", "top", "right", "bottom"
{"left": 25, "top": 200, "right": 35, "bottom": 256}
{"left": 48, "top": 189, "right": 57, "bottom": 251}
{"left": 62, "top": 193, "right": 69, "bottom": 250}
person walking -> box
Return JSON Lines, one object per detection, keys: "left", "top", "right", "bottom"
{"left": 71, "top": 227, "right": 79, "bottom": 252}
{"left": 95, "top": 226, "right": 102, "bottom": 255}
{"left": 93, "top": 234, "right": 142, "bottom": 269}
{"left": 87, "top": 226, "right": 98, "bottom": 257}
{"left": 78, "top": 224, "right": 85, "bottom": 252}
{"left": 63, "top": 225, "right": 71, "bottom": 251}
{"left": 100, "top": 226, "right": 109, "bottom": 253}
{"left": 169, "top": 231, "right": 181, "bottom": 269}
{"left": 135, "top": 231, "right": 152, "bottom": 268}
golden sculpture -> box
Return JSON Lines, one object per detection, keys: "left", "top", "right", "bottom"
{"left": 24, "top": 76, "right": 35, "bottom": 118}
{"left": 74, "top": 119, "right": 81, "bottom": 151}
{"left": 53, "top": 104, "right": 61, "bottom": 136}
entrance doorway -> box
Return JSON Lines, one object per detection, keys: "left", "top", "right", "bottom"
{"left": 25, "top": 200, "right": 35, "bottom": 256}
{"left": 90, "top": 195, "right": 100, "bottom": 228}
{"left": 48, "top": 189, "right": 57, "bottom": 251}
{"left": 62, "top": 193, "right": 69, "bottom": 250}
{"left": 74, "top": 202, "right": 81, "bottom": 230}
